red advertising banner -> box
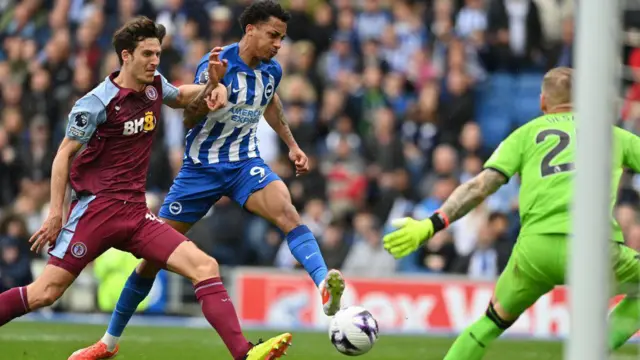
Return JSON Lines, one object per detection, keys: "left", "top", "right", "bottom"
{"left": 235, "top": 270, "right": 622, "bottom": 338}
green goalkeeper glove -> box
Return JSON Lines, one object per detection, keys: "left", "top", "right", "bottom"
{"left": 382, "top": 217, "right": 435, "bottom": 259}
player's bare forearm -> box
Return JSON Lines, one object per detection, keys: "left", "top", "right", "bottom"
{"left": 264, "top": 94, "right": 298, "bottom": 149}
{"left": 439, "top": 169, "right": 507, "bottom": 223}
{"left": 174, "top": 84, "right": 207, "bottom": 108}
{"left": 183, "top": 82, "right": 217, "bottom": 128}
{"left": 49, "top": 138, "right": 82, "bottom": 217}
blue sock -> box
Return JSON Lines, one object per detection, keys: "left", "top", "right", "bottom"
{"left": 286, "top": 225, "right": 328, "bottom": 287}
{"left": 106, "top": 270, "right": 155, "bottom": 337}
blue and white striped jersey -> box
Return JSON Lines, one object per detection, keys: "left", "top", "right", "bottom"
{"left": 184, "top": 43, "right": 282, "bottom": 165}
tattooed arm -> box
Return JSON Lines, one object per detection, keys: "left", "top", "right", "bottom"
{"left": 439, "top": 169, "right": 508, "bottom": 223}
{"left": 264, "top": 93, "right": 298, "bottom": 149}
{"left": 183, "top": 47, "right": 228, "bottom": 129}
{"left": 183, "top": 82, "right": 218, "bottom": 128}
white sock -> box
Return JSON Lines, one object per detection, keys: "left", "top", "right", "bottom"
{"left": 101, "top": 333, "right": 120, "bottom": 352}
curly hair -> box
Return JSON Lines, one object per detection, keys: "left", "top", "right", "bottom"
{"left": 112, "top": 16, "right": 166, "bottom": 65}
{"left": 239, "top": 0, "right": 291, "bottom": 32}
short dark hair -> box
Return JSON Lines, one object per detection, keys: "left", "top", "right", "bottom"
{"left": 112, "top": 16, "right": 166, "bottom": 65}
{"left": 239, "top": 0, "right": 290, "bottom": 33}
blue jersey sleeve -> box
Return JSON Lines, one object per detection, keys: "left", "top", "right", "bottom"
{"left": 195, "top": 47, "right": 234, "bottom": 86}
{"left": 156, "top": 70, "right": 179, "bottom": 104}
{"left": 194, "top": 60, "right": 209, "bottom": 85}
{"left": 272, "top": 60, "right": 283, "bottom": 90}
{"left": 66, "top": 94, "right": 107, "bottom": 144}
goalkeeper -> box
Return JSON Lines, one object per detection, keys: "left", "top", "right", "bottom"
{"left": 384, "top": 67, "right": 640, "bottom": 359}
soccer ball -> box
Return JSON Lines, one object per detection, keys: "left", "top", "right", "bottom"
{"left": 329, "top": 306, "right": 379, "bottom": 356}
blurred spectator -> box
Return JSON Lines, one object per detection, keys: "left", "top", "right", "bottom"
{"left": 438, "top": 69, "right": 475, "bottom": 145}
{"left": 450, "top": 202, "right": 489, "bottom": 256}
{"left": 0, "top": 236, "right": 32, "bottom": 293}
{"left": 0, "top": 126, "right": 21, "bottom": 208}
{"left": 534, "top": 0, "right": 574, "bottom": 46}
{"left": 416, "top": 231, "right": 458, "bottom": 273}
{"left": 456, "top": 0, "right": 488, "bottom": 40}
{"left": 317, "top": 33, "right": 359, "bottom": 85}
{"left": 342, "top": 213, "right": 396, "bottom": 276}
{"left": 485, "top": 0, "right": 544, "bottom": 72}
{"left": 452, "top": 212, "right": 513, "bottom": 278}
{"left": 546, "top": 16, "right": 574, "bottom": 69}
{"left": 355, "top": 0, "right": 391, "bottom": 43}
{"left": 286, "top": 0, "right": 312, "bottom": 42}
{"left": 0, "top": 213, "right": 32, "bottom": 292}
{"left": 319, "top": 221, "right": 350, "bottom": 270}
{"left": 417, "top": 144, "right": 459, "bottom": 199}
{"left": 322, "top": 133, "right": 367, "bottom": 218}
{"left": 308, "top": 2, "right": 334, "bottom": 56}
{"left": 364, "top": 107, "right": 408, "bottom": 221}
{"left": 289, "top": 155, "right": 327, "bottom": 210}
{"left": 208, "top": 6, "right": 236, "bottom": 46}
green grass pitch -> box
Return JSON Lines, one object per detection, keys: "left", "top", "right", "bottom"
{"left": 0, "top": 322, "right": 638, "bottom": 359}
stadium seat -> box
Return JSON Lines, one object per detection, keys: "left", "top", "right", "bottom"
{"left": 490, "top": 73, "right": 515, "bottom": 95}
{"left": 476, "top": 105, "right": 512, "bottom": 149}
{"left": 511, "top": 73, "right": 544, "bottom": 126}
{"left": 516, "top": 73, "right": 544, "bottom": 92}
{"left": 513, "top": 96, "right": 542, "bottom": 127}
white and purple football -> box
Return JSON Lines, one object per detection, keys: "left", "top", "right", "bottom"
{"left": 329, "top": 306, "right": 379, "bottom": 356}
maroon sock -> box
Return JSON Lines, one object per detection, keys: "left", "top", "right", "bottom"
{"left": 194, "top": 278, "right": 251, "bottom": 360}
{"left": 0, "top": 287, "right": 30, "bottom": 326}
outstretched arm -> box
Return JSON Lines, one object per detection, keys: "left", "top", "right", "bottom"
{"left": 439, "top": 168, "right": 507, "bottom": 223}
{"left": 183, "top": 47, "right": 229, "bottom": 128}
{"left": 182, "top": 82, "right": 221, "bottom": 128}
{"left": 382, "top": 168, "right": 508, "bottom": 259}
{"left": 263, "top": 93, "right": 298, "bottom": 149}
{"left": 166, "top": 84, "right": 207, "bottom": 108}
{"left": 163, "top": 82, "right": 226, "bottom": 128}
{"left": 263, "top": 93, "right": 310, "bottom": 175}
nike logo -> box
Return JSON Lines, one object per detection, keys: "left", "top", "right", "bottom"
{"left": 221, "top": 298, "right": 231, "bottom": 302}
{"left": 258, "top": 176, "right": 267, "bottom": 183}
{"left": 232, "top": 88, "right": 243, "bottom": 94}
{"left": 305, "top": 252, "right": 317, "bottom": 260}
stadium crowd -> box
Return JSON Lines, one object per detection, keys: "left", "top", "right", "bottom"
{"left": 1, "top": 0, "right": 640, "bottom": 292}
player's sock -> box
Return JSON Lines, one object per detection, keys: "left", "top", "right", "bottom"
{"left": 0, "top": 287, "right": 30, "bottom": 326}
{"left": 194, "top": 277, "right": 251, "bottom": 360}
{"left": 286, "top": 225, "right": 328, "bottom": 286}
{"left": 103, "top": 270, "right": 155, "bottom": 350}
{"left": 443, "top": 315, "right": 506, "bottom": 360}
{"left": 100, "top": 333, "right": 120, "bottom": 352}
{"left": 608, "top": 297, "right": 640, "bottom": 350}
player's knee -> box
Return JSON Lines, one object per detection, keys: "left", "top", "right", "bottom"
{"left": 275, "top": 202, "right": 301, "bottom": 232}
{"left": 192, "top": 256, "right": 220, "bottom": 283}
{"left": 486, "top": 301, "right": 517, "bottom": 330}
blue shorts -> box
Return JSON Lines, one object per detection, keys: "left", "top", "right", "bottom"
{"left": 159, "top": 157, "right": 281, "bottom": 224}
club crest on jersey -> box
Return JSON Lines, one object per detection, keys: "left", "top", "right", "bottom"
{"left": 123, "top": 111, "right": 156, "bottom": 135}
{"left": 264, "top": 82, "right": 274, "bottom": 99}
{"left": 71, "top": 242, "right": 87, "bottom": 258}
{"left": 145, "top": 85, "right": 158, "bottom": 101}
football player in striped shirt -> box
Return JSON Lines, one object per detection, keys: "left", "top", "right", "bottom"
{"left": 71, "top": 1, "right": 345, "bottom": 359}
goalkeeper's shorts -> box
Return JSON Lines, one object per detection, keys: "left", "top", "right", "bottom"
{"left": 494, "top": 234, "right": 639, "bottom": 317}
